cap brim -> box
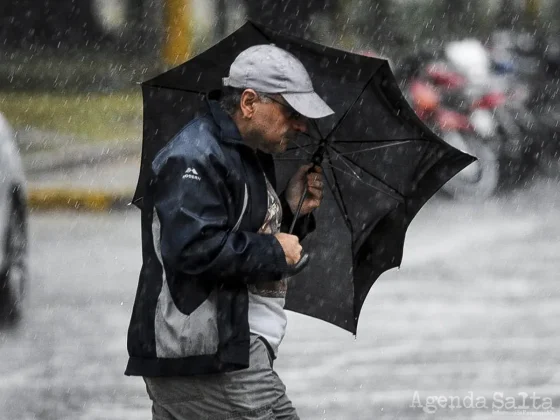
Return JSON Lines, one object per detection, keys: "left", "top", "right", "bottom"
{"left": 281, "top": 92, "right": 334, "bottom": 119}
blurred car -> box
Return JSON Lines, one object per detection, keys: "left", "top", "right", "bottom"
{"left": 0, "top": 112, "right": 28, "bottom": 325}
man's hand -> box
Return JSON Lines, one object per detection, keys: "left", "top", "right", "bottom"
{"left": 274, "top": 233, "right": 302, "bottom": 265}
{"left": 285, "top": 164, "right": 323, "bottom": 216}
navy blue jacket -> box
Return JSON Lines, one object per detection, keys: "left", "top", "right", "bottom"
{"left": 125, "top": 95, "right": 314, "bottom": 377}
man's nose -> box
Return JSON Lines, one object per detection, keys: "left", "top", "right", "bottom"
{"left": 292, "top": 118, "right": 308, "bottom": 133}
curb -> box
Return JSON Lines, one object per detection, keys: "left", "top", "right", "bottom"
{"left": 27, "top": 187, "right": 135, "bottom": 212}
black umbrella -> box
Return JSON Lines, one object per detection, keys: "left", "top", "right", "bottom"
{"left": 133, "top": 21, "right": 475, "bottom": 334}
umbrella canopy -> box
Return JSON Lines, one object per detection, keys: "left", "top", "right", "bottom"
{"left": 134, "top": 21, "right": 475, "bottom": 334}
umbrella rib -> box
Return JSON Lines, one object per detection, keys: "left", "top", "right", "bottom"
{"left": 328, "top": 146, "right": 405, "bottom": 203}
{"left": 332, "top": 139, "right": 418, "bottom": 155}
{"left": 284, "top": 132, "right": 322, "bottom": 153}
{"left": 278, "top": 147, "right": 406, "bottom": 201}
{"left": 275, "top": 154, "right": 380, "bottom": 192}
{"left": 276, "top": 159, "right": 393, "bottom": 193}
{"left": 310, "top": 118, "right": 325, "bottom": 141}
{"left": 298, "top": 130, "right": 322, "bottom": 142}
{"left": 323, "top": 161, "right": 395, "bottom": 193}
{"left": 331, "top": 137, "right": 435, "bottom": 144}
{"left": 285, "top": 145, "right": 314, "bottom": 153}
{"left": 250, "top": 20, "right": 274, "bottom": 42}
{"left": 284, "top": 140, "right": 315, "bottom": 156}
{"left": 324, "top": 73, "right": 377, "bottom": 142}
{"left": 277, "top": 144, "right": 395, "bottom": 191}
{"left": 325, "top": 148, "right": 354, "bottom": 235}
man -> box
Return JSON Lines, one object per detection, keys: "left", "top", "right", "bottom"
{"left": 125, "top": 44, "right": 334, "bottom": 419}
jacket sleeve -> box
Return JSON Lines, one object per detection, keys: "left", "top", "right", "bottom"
{"left": 153, "top": 152, "right": 289, "bottom": 284}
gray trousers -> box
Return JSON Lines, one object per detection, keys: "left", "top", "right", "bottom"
{"left": 143, "top": 335, "right": 299, "bottom": 420}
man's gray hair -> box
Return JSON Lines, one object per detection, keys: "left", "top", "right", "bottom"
{"left": 219, "top": 87, "right": 272, "bottom": 116}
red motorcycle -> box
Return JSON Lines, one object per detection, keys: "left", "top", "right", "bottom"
{"left": 429, "top": 59, "right": 546, "bottom": 187}
{"left": 404, "top": 63, "right": 499, "bottom": 200}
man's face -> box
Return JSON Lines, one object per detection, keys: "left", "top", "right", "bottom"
{"left": 244, "top": 93, "right": 308, "bottom": 154}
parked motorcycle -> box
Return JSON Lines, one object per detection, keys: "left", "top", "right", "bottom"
{"left": 400, "top": 58, "right": 499, "bottom": 200}
{"left": 534, "top": 105, "right": 560, "bottom": 179}
{"left": 443, "top": 39, "right": 548, "bottom": 187}
{"left": 401, "top": 37, "right": 557, "bottom": 193}
{"left": 488, "top": 32, "right": 560, "bottom": 180}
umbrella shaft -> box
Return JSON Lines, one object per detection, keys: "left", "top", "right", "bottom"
{"left": 288, "top": 188, "right": 308, "bottom": 234}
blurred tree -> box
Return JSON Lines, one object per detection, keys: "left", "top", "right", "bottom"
{"left": 346, "top": 0, "right": 400, "bottom": 51}
{"left": 323, "top": 0, "right": 413, "bottom": 59}
{"left": 0, "top": 0, "right": 107, "bottom": 49}
{"left": 125, "top": 0, "right": 163, "bottom": 57}
{"left": 243, "top": 0, "right": 341, "bottom": 41}
{"left": 0, "top": 0, "right": 162, "bottom": 56}
{"left": 496, "top": 0, "right": 520, "bottom": 29}
{"left": 441, "top": 0, "right": 471, "bottom": 36}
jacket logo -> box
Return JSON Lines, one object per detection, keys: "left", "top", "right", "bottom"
{"left": 182, "top": 167, "right": 201, "bottom": 181}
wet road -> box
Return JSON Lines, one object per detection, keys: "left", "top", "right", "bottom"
{"left": 1, "top": 181, "right": 559, "bottom": 419}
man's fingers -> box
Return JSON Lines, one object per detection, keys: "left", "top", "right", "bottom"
{"left": 290, "top": 244, "right": 302, "bottom": 265}
{"left": 307, "top": 198, "right": 322, "bottom": 210}
{"left": 302, "top": 164, "right": 322, "bottom": 176}
{"left": 305, "top": 192, "right": 323, "bottom": 209}
{"left": 307, "top": 185, "right": 323, "bottom": 197}
{"left": 274, "top": 232, "right": 303, "bottom": 265}
{"left": 300, "top": 163, "right": 314, "bottom": 174}
{"left": 307, "top": 180, "right": 323, "bottom": 188}
{"left": 307, "top": 173, "right": 323, "bottom": 185}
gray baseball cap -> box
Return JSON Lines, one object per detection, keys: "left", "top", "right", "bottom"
{"left": 222, "top": 44, "right": 334, "bottom": 119}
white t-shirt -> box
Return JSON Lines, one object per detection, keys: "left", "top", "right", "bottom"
{"left": 247, "top": 176, "right": 287, "bottom": 356}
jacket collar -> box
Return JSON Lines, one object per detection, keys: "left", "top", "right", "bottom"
{"left": 206, "top": 90, "right": 244, "bottom": 145}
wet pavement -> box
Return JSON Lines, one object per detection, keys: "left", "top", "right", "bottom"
{"left": 1, "top": 180, "right": 559, "bottom": 420}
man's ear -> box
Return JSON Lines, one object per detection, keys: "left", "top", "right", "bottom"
{"left": 240, "top": 89, "right": 258, "bottom": 119}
